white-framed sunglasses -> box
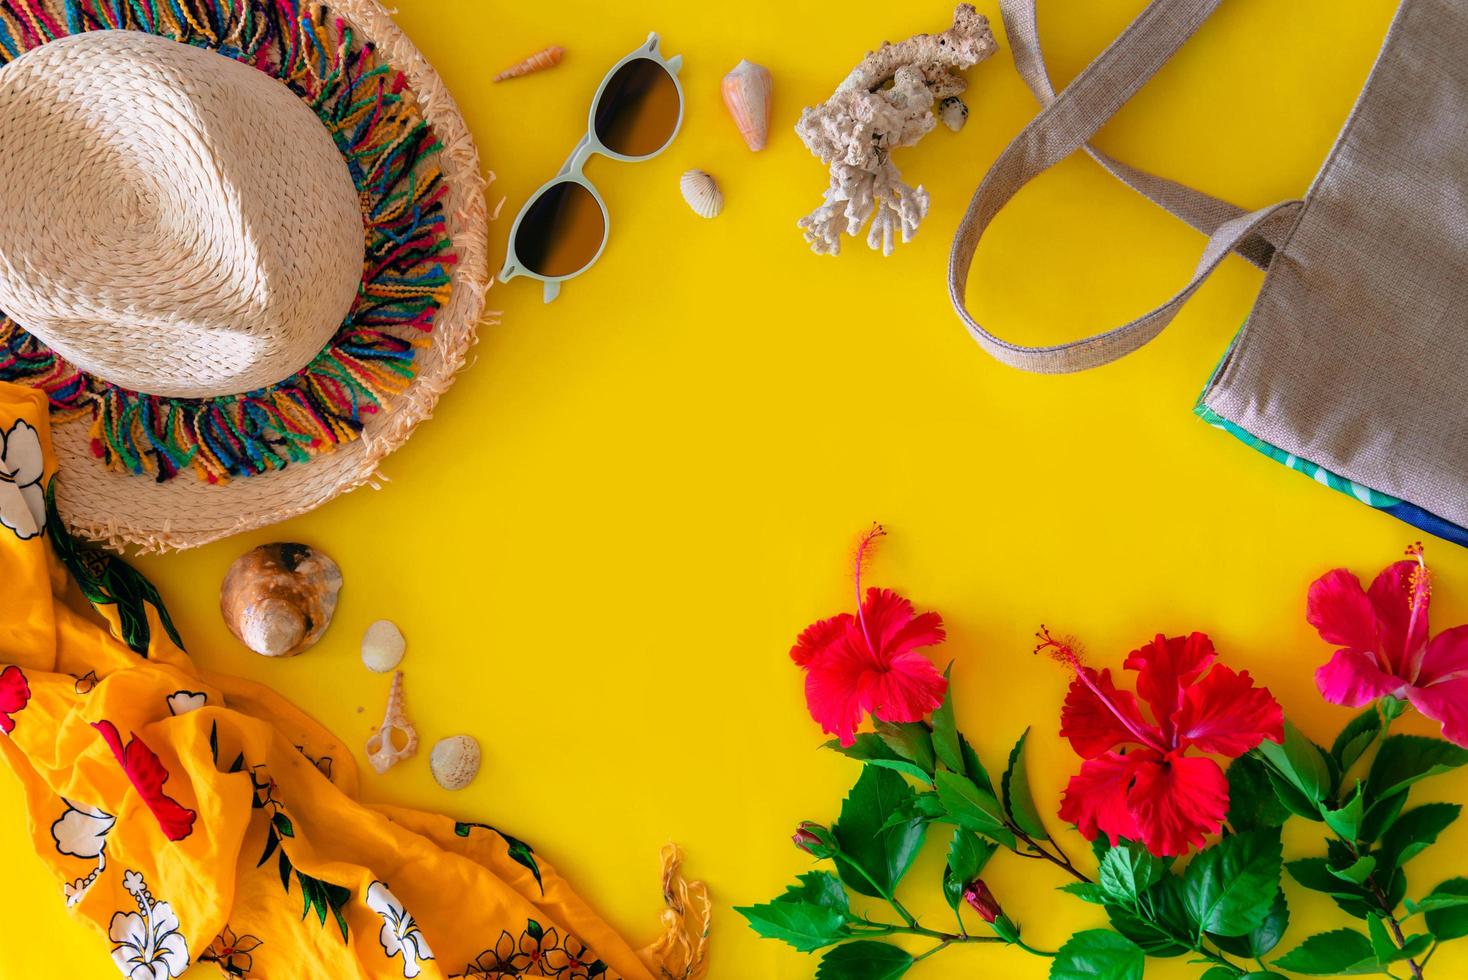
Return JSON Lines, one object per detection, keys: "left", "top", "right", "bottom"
{"left": 498, "top": 34, "right": 685, "bottom": 302}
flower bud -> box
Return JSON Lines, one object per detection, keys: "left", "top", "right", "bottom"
{"left": 962, "top": 879, "right": 1002, "bottom": 923}
{"left": 791, "top": 821, "right": 838, "bottom": 859}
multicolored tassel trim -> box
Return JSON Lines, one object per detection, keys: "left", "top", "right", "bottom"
{"left": 0, "top": 0, "right": 455, "bottom": 483}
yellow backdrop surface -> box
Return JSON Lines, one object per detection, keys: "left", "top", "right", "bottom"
{"left": 4, "top": 1, "right": 1465, "bottom": 977}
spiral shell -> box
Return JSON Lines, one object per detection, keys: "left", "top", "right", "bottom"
{"left": 430, "top": 735, "right": 482, "bottom": 791}
{"left": 220, "top": 543, "right": 342, "bottom": 657}
{"left": 494, "top": 45, "right": 564, "bottom": 82}
{"left": 365, "top": 671, "right": 417, "bottom": 775}
{"left": 722, "top": 59, "right": 772, "bottom": 151}
{"left": 361, "top": 619, "right": 406, "bottom": 673}
{"left": 680, "top": 170, "right": 722, "bottom": 219}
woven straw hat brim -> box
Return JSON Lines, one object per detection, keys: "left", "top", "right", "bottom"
{"left": 45, "top": 0, "right": 491, "bottom": 553}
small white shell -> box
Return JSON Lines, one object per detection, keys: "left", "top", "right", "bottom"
{"left": 430, "top": 735, "right": 481, "bottom": 791}
{"left": 361, "top": 619, "right": 405, "bottom": 673}
{"left": 939, "top": 96, "right": 968, "bottom": 132}
{"left": 680, "top": 170, "right": 722, "bottom": 219}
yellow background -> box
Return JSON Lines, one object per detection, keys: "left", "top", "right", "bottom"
{"left": 5, "top": 1, "right": 1468, "bottom": 977}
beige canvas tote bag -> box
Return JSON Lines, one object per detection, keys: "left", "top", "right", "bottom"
{"left": 951, "top": 0, "right": 1468, "bottom": 546}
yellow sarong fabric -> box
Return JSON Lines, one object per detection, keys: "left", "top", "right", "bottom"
{"left": 0, "top": 383, "right": 709, "bottom": 980}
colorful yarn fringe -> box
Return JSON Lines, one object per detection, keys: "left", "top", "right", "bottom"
{"left": 0, "top": 0, "right": 455, "bottom": 483}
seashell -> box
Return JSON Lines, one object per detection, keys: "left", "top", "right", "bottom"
{"left": 365, "top": 671, "right": 418, "bottom": 775}
{"left": 494, "top": 45, "right": 564, "bottom": 82}
{"left": 220, "top": 543, "right": 342, "bottom": 658}
{"left": 938, "top": 96, "right": 968, "bottom": 132}
{"left": 429, "top": 735, "right": 482, "bottom": 791}
{"left": 361, "top": 619, "right": 405, "bottom": 673}
{"left": 680, "top": 170, "right": 722, "bottom": 219}
{"left": 722, "top": 59, "right": 772, "bottom": 151}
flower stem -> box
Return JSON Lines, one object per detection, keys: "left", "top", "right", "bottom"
{"left": 1368, "top": 881, "right": 1425, "bottom": 979}
{"left": 841, "top": 857, "right": 918, "bottom": 929}
{"left": 1010, "top": 823, "right": 1091, "bottom": 884}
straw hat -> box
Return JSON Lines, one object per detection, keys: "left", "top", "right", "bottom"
{"left": 0, "top": 0, "right": 490, "bottom": 551}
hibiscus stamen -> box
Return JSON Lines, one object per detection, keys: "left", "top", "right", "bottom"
{"left": 852, "top": 524, "right": 886, "bottom": 640}
{"left": 1036, "top": 626, "right": 1168, "bottom": 753}
{"left": 1405, "top": 542, "right": 1432, "bottom": 683}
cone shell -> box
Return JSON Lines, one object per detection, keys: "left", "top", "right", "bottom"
{"left": 361, "top": 619, "right": 405, "bottom": 673}
{"left": 365, "top": 671, "right": 418, "bottom": 775}
{"left": 722, "top": 59, "right": 772, "bottom": 151}
{"left": 430, "top": 735, "right": 482, "bottom": 791}
{"left": 220, "top": 543, "right": 342, "bottom": 657}
{"left": 494, "top": 45, "right": 564, "bottom": 82}
{"left": 680, "top": 170, "right": 722, "bottom": 219}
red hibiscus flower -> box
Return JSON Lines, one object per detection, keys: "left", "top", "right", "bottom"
{"left": 1309, "top": 544, "right": 1468, "bottom": 747}
{"left": 0, "top": 665, "right": 31, "bottom": 734}
{"left": 790, "top": 527, "right": 947, "bottom": 746}
{"left": 1044, "top": 630, "right": 1283, "bottom": 857}
{"left": 93, "top": 720, "right": 197, "bottom": 841}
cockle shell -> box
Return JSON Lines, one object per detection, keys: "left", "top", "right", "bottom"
{"left": 494, "top": 45, "right": 564, "bottom": 82}
{"left": 429, "top": 735, "right": 481, "bottom": 791}
{"left": 220, "top": 543, "right": 342, "bottom": 657}
{"left": 365, "top": 671, "right": 418, "bottom": 775}
{"left": 939, "top": 96, "right": 968, "bottom": 132}
{"left": 722, "top": 59, "right": 772, "bottom": 151}
{"left": 361, "top": 619, "right": 405, "bottom": 673}
{"left": 680, "top": 170, "right": 722, "bottom": 219}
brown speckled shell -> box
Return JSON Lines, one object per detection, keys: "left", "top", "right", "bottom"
{"left": 219, "top": 543, "right": 342, "bottom": 657}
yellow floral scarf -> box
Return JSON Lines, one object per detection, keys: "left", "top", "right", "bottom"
{"left": 0, "top": 382, "right": 710, "bottom": 980}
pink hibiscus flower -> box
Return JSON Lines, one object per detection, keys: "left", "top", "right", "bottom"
{"left": 0, "top": 665, "right": 31, "bottom": 735}
{"left": 1309, "top": 544, "right": 1468, "bottom": 747}
{"left": 790, "top": 527, "right": 947, "bottom": 746}
{"left": 1045, "top": 630, "right": 1283, "bottom": 857}
{"left": 94, "top": 721, "right": 197, "bottom": 841}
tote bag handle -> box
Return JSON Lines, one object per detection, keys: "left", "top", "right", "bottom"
{"left": 949, "top": 0, "right": 1302, "bottom": 374}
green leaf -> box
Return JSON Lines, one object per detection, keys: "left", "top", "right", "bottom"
{"left": 1059, "top": 882, "right": 1110, "bottom": 905}
{"left": 1360, "top": 791, "right": 1409, "bottom": 843}
{"left": 1001, "top": 728, "right": 1049, "bottom": 840}
{"left": 1407, "top": 893, "right": 1468, "bottom": 916}
{"left": 943, "top": 828, "right": 995, "bottom": 913}
{"left": 775, "top": 872, "right": 851, "bottom": 915}
{"left": 1367, "top": 914, "right": 1396, "bottom": 963}
{"left": 875, "top": 721, "right": 935, "bottom": 774}
{"left": 826, "top": 734, "right": 933, "bottom": 783}
{"left": 1266, "top": 767, "right": 1325, "bottom": 822}
{"left": 815, "top": 941, "right": 913, "bottom": 980}
{"left": 1108, "top": 875, "right": 1193, "bottom": 958}
{"left": 1105, "top": 905, "right": 1189, "bottom": 958}
{"left": 1379, "top": 803, "right": 1460, "bottom": 871}
{"left": 1048, "top": 930, "right": 1145, "bottom": 980}
{"left": 959, "top": 734, "right": 996, "bottom": 797}
{"left": 1424, "top": 878, "right": 1468, "bottom": 941}
{"left": 1331, "top": 707, "right": 1382, "bottom": 773}
{"left": 1330, "top": 855, "right": 1376, "bottom": 886}
{"left": 1321, "top": 785, "right": 1365, "bottom": 841}
{"left": 1098, "top": 840, "right": 1165, "bottom": 905}
{"left": 1211, "top": 889, "right": 1289, "bottom": 958}
{"left": 735, "top": 900, "right": 848, "bottom": 952}
{"left": 273, "top": 812, "right": 295, "bottom": 839}
{"left": 832, "top": 766, "right": 926, "bottom": 898}
{"left": 930, "top": 666, "right": 964, "bottom": 775}
{"left": 1181, "top": 829, "right": 1284, "bottom": 937}
{"left": 934, "top": 769, "right": 1014, "bottom": 846}
{"left": 1226, "top": 753, "right": 1291, "bottom": 832}
{"left": 1367, "top": 735, "right": 1468, "bottom": 799}
{"left": 1273, "top": 929, "right": 1378, "bottom": 974}
{"left": 1257, "top": 721, "right": 1331, "bottom": 805}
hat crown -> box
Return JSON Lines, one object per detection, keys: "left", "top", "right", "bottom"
{"left": 0, "top": 30, "right": 364, "bottom": 398}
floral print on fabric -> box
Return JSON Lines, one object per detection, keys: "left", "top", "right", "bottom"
{"left": 109, "top": 870, "right": 189, "bottom": 980}
{"left": 456, "top": 920, "right": 611, "bottom": 978}
{"left": 0, "top": 417, "right": 44, "bottom": 539}
{"left": 199, "top": 925, "right": 263, "bottom": 977}
{"left": 51, "top": 799, "right": 115, "bottom": 907}
{"left": 93, "top": 721, "right": 197, "bottom": 842}
{"left": 367, "top": 881, "right": 435, "bottom": 979}
{"left": 0, "top": 665, "right": 31, "bottom": 734}
{"left": 165, "top": 691, "right": 207, "bottom": 716}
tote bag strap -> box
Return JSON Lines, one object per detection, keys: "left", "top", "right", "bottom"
{"left": 949, "top": 0, "right": 1303, "bottom": 374}
{"left": 1001, "top": 0, "right": 1280, "bottom": 269}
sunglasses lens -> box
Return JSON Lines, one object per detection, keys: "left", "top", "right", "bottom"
{"left": 594, "top": 57, "right": 680, "bottom": 158}
{"left": 513, "top": 180, "right": 606, "bottom": 279}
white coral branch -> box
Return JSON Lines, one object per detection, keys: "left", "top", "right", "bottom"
{"left": 795, "top": 4, "right": 996, "bottom": 256}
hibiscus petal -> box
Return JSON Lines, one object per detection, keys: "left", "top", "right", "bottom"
{"left": 1368, "top": 560, "right": 1428, "bottom": 675}
{"left": 1127, "top": 752, "right": 1228, "bottom": 857}
{"left": 93, "top": 722, "right": 197, "bottom": 841}
{"left": 1176, "top": 665, "right": 1283, "bottom": 757}
{"left": 1408, "top": 677, "right": 1468, "bottom": 748}
{"left": 1315, "top": 648, "right": 1404, "bottom": 707}
{"left": 861, "top": 650, "right": 947, "bottom": 723}
{"left": 1125, "top": 633, "right": 1215, "bottom": 739}
{"left": 790, "top": 614, "right": 851, "bottom": 667}
{"left": 0, "top": 664, "right": 31, "bottom": 722}
{"left": 1058, "top": 750, "right": 1146, "bottom": 845}
{"left": 1416, "top": 624, "right": 1468, "bottom": 688}
{"left": 1059, "top": 667, "right": 1153, "bottom": 759}
{"left": 803, "top": 647, "right": 868, "bottom": 746}
{"left": 860, "top": 589, "right": 945, "bottom": 657}
{"left": 1307, "top": 568, "right": 1381, "bottom": 651}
